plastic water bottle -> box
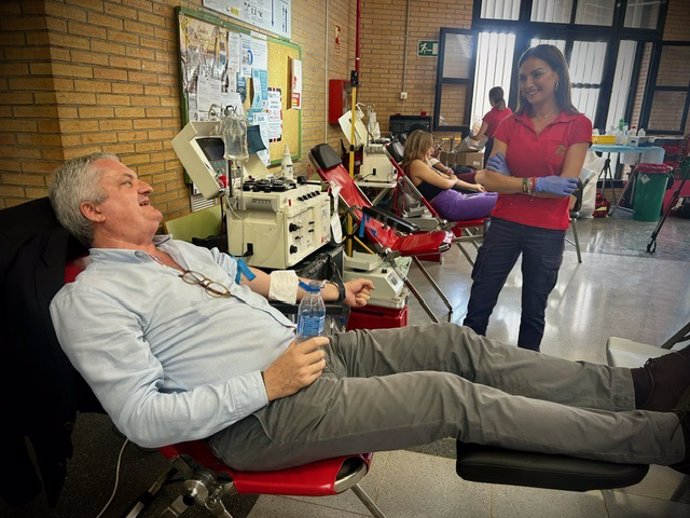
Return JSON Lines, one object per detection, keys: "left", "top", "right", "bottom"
{"left": 296, "top": 281, "right": 326, "bottom": 342}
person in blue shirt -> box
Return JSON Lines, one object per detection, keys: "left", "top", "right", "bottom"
{"left": 49, "top": 153, "right": 689, "bottom": 474}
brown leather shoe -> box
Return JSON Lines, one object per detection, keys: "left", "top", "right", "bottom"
{"left": 637, "top": 346, "right": 690, "bottom": 412}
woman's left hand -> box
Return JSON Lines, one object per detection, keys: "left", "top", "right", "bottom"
{"left": 473, "top": 183, "right": 486, "bottom": 192}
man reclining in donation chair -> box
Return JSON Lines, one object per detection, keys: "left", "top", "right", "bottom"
{"left": 48, "top": 154, "right": 690, "bottom": 505}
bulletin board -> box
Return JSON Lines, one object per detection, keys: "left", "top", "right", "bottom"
{"left": 176, "top": 6, "right": 302, "bottom": 165}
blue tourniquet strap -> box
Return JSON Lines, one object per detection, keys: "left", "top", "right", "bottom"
{"left": 234, "top": 258, "right": 256, "bottom": 283}
{"left": 359, "top": 215, "right": 368, "bottom": 238}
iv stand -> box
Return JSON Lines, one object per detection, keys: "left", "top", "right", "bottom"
{"left": 646, "top": 156, "right": 690, "bottom": 254}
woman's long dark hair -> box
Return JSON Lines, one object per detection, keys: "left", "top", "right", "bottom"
{"left": 488, "top": 86, "right": 506, "bottom": 111}
{"left": 515, "top": 44, "right": 578, "bottom": 116}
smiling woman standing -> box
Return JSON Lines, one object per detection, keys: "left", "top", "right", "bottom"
{"left": 464, "top": 44, "right": 592, "bottom": 351}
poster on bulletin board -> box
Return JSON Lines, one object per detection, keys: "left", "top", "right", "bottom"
{"left": 176, "top": 6, "right": 301, "bottom": 165}
{"left": 202, "top": 0, "right": 291, "bottom": 40}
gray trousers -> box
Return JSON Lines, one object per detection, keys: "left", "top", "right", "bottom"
{"left": 209, "top": 323, "right": 684, "bottom": 470}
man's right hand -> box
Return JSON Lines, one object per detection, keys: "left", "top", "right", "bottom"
{"left": 262, "top": 336, "right": 329, "bottom": 401}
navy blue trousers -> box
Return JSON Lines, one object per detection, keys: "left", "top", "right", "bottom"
{"left": 463, "top": 218, "right": 565, "bottom": 351}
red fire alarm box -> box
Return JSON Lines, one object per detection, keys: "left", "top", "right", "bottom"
{"left": 329, "top": 79, "right": 350, "bottom": 124}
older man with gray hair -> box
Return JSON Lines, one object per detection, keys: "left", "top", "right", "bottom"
{"left": 48, "top": 152, "right": 689, "bottom": 474}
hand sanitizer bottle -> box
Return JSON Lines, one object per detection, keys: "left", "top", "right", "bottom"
{"left": 281, "top": 144, "right": 294, "bottom": 180}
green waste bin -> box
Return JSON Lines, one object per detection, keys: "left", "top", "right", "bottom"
{"left": 632, "top": 163, "right": 673, "bottom": 222}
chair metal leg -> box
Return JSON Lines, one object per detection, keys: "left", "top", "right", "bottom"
{"left": 351, "top": 483, "right": 388, "bottom": 518}
{"left": 411, "top": 256, "right": 453, "bottom": 314}
{"left": 157, "top": 494, "right": 195, "bottom": 517}
{"left": 123, "top": 466, "right": 177, "bottom": 517}
{"left": 400, "top": 274, "right": 440, "bottom": 323}
{"left": 661, "top": 320, "right": 690, "bottom": 349}
{"left": 570, "top": 219, "right": 582, "bottom": 263}
{"left": 454, "top": 241, "right": 475, "bottom": 266}
{"left": 453, "top": 226, "right": 483, "bottom": 265}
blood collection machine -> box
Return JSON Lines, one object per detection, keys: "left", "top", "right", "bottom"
{"left": 172, "top": 121, "right": 331, "bottom": 269}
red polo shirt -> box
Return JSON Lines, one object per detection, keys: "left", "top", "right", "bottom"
{"left": 493, "top": 111, "right": 592, "bottom": 230}
{"left": 482, "top": 106, "right": 513, "bottom": 138}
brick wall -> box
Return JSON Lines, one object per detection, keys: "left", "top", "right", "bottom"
{"left": 0, "top": 0, "right": 187, "bottom": 212}
{"left": 0, "top": 1, "right": 58, "bottom": 206}
{"left": 0, "top": 0, "right": 354, "bottom": 216}
{"left": 358, "top": 0, "right": 473, "bottom": 136}
{"left": 1, "top": 0, "right": 688, "bottom": 212}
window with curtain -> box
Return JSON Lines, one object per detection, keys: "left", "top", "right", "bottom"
{"left": 437, "top": 1, "right": 683, "bottom": 134}
{"left": 471, "top": 32, "right": 516, "bottom": 131}
{"left": 479, "top": 0, "right": 520, "bottom": 20}
{"left": 624, "top": 0, "right": 662, "bottom": 29}
{"left": 606, "top": 41, "right": 638, "bottom": 133}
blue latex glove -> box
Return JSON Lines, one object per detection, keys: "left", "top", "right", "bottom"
{"left": 486, "top": 153, "right": 510, "bottom": 175}
{"left": 535, "top": 176, "right": 579, "bottom": 196}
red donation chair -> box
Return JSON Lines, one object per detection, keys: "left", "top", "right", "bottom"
{"left": 309, "top": 142, "right": 456, "bottom": 322}
{"left": 62, "top": 261, "right": 388, "bottom": 518}
{"left": 385, "top": 139, "right": 489, "bottom": 266}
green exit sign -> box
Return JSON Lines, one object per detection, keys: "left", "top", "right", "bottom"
{"left": 417, "top": 40, "right": 438, "bottom": 57}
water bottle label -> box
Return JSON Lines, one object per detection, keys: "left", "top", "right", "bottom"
{"left": 297, "top": 314, "right": 325, "bottom": 339}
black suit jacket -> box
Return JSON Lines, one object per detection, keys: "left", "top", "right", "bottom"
{"left": 0, "top": 198, "right": 99, "bottom": 506}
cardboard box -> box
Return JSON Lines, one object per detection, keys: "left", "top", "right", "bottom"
{"left": 440, "top": 150, "right": 456, "bottom": 166}
{"left": 455, "top": 151, "right": 483, "bottom": 168}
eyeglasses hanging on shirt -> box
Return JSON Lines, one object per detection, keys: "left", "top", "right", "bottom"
{"left": 179, "top": 270, "right": 231, "bottom": 298}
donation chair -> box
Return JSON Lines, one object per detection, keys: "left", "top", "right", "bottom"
{"left": 566, "top": 171, "right": 596, "bottom": 263}
{"left": 61, "top": 260, "right": 388, "bottom": 518}
{"left": 607, "top": 319, "right": 690, "bottom": 368}
{"left": 456, "top": 319, "right": 655, "bottom": 492}
{"left": 2, "top": 200, "right": 652, "bottom": 515}
{"left": 385, "top": 140, "right": 489, "bottom": 266}
{"left": 309, "top": 142, "right": 455, "bottom": 323}
{"left": 566, "top": 179, "right": 585, "bottom": 263}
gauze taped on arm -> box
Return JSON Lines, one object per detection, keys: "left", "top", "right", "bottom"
{"left": 268, "top": 270, "right": 299, "bottom": 304}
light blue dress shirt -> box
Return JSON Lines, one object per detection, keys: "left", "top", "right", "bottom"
{"left": 49, "top": 236, "right": 296, "bottom": 447}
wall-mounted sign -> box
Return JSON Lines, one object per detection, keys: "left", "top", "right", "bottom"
{"left": 417, "top": 40, "right": 438, "bottom": 57}
{"left": 204, "top": 0, "right": 291, "bottom": 40}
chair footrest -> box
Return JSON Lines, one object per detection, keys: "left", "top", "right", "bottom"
{"left": 456, "top": 442, "right": 648, "bottom": 491}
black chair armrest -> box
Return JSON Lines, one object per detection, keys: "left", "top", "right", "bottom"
{"left": 361, "top": 206, "right": 420, "bottom": 234}
{"left": 456, "top": 441, "right": 648, "bottom": 491}
{"left": 270, "top": 300, "right": 346, "bottom": 317}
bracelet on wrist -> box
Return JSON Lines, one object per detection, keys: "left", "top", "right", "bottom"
{"left": 321, "top": 279, "right": 346, "bottom": 303}
{"left": 522, "top": 177, "right": 529, "bottom": 193}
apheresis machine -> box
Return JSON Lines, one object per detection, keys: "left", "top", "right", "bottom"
{"left": 172, "top": 116, "right": 409, "bottom": 311}
{"left": 172, "top": 120, "right": 331, "bottom": 269}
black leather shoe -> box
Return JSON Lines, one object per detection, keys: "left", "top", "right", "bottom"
{"left": 637, "top": 346, "right": 690, "bottom": 412}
